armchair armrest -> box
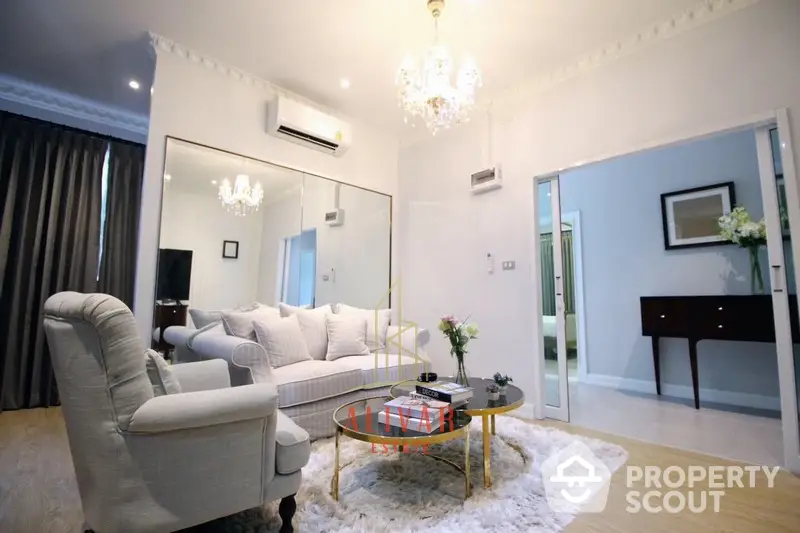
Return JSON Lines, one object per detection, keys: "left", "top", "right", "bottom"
{"left": 171, "top": 359, "right": 230, "bottom": 392}
{"left": 127, "top": 383, "right": 278, "bottom": 434}
{"left": 163, "top": 325, "right": 195, "bottom": 348}
{"left": 191, "top": 332, "right": 273, "bottom": 385}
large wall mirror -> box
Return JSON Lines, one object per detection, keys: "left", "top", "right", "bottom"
{"left": 153, "top": 138, "right": 391, "bottom": 334}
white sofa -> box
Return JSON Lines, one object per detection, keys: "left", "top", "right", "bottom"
{"left": 165, "top": 316, "right": 432, "bottom": 439}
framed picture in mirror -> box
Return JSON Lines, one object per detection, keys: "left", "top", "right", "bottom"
{"left": 660, "top": 182, "right": 736, "bottom": 250}
{"left": 222, "top": 240, "right": 239, "bottom": 259}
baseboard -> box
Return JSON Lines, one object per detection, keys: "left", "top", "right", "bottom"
{"left": 583, "top": 373, "right": 781, "bottom": 411}
{"left": 508, "top": 402, "right": 536, "bottom": 420}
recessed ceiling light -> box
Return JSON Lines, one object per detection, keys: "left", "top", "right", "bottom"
{"left": 128, "top": 79, "right": 141, "bottom": 90}
{"left": 212, "top": 180, "right": 217, "bottom": 185}
{"left": 164, "top": 174, "right": 171, "bottom": 181}
{"left": 339, "top": 78, "right": 351, "bottom": 89}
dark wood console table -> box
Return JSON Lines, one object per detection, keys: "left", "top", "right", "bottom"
{"left": 640, "top": 295, "right": 798, "bottom": 409}
{"left": 152, "top": 302, "right": 188, "bottom": 355}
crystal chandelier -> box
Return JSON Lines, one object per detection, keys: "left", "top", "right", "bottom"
{"left": 218, "top": 174, "right": 264, "bottom": 216}
{"left": 396, "top": 0, "right": 482, "bottom": 135}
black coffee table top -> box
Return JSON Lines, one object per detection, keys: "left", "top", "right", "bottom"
{"left": 390, "top": 377, "right": 525, "bottom": 415}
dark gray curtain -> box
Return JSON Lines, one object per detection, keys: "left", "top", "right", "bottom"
{"left": 0, "top": 113, "right": 106, "bottom": 411}
{"left": 98, "top": 141, "right": 144, "bottom": 308}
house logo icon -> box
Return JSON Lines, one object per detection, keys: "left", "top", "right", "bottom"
{"left": 541, "top": 441, "right": 612, "bottom": 513}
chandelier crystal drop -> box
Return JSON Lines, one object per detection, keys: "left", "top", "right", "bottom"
{"left": 396, "top": 0, "right": 482, "bottom": 135}
{"left": 218, "top": 174, "right": 264, "bottom": 216}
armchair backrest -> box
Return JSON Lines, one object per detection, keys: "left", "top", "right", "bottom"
{"left": 43, "top": 292, "right": 153, "bottom": 431}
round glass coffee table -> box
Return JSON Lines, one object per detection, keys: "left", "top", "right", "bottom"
{"left": 332, "top": 396, "right": 473, "bottom": 501}
{"left": 390, "top": 377, "right": 524, "bottom": 488}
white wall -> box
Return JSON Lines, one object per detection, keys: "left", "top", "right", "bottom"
{"left": 160, "top": 184, "right": 264, "bottom": 320}
{"left": 135, "top": 48, "right": 399, "bottom": 341}
{"left": 302, "top": 179, "right": 392, "bottom": 309}
{"left": 255, "top": 177, "right": 392, "bottom": 309}
{"left": 558, "top": 129, "right": 782, "bottom": 399}
{"left": 397, "top": 1, "right": 800, "bottom": 406}
{"left": 257, "top": 186, "right": 303, "bottom": 305}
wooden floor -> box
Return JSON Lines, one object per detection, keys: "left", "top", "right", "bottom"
{"left": 1, "top": 408, "right": 798, "bottom": 533}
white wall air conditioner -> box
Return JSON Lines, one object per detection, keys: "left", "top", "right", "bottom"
{"left": 470, "top": 166, "right": 502, "bottom": 194}
{"left": 267, "top": 95, "right": 352, "bottom": 157}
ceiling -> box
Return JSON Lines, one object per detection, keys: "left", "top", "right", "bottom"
{"left": 0, "top": 0, "right": 703, "bottom": 134}
{"left": 164, "top": 139, "right": 301, "bottom": 198}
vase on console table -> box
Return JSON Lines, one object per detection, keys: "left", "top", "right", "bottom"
{"left": 717, "top": 207, "right": 767, "bottom": 295}
{"left": 748, "top": 245, "right": 765, "bottom": 294}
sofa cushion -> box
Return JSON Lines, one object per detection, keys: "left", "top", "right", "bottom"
{"left": 144, "top": 349, "right": 182, "bottom": 396}
{"left": 221, "top": 305, "right": 280, "bottom": 340}
{"left": 272, "top": 360, "right": 363, "bottom": 407}
{"left": 279, "top": 303, "right": 333, "bottom": 361}
{"left": 334, "top": 354, "right": 423, "bottom": 387}
{"left": 252, "top": 315, "right": 312, "bottom": 368}
{"left": 275, "top": 411, "right": 311, "bottom": 475}
{"left": 325, "top": 314, "right": 370, "bottom": 361}
{"left": 189, "top": 302, "right": 259, "bottom": 329}
{"left": 337, "top": 304, "right": 391, "bottom": 351}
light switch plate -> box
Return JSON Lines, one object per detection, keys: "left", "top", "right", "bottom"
{"left": 502, "top": 261, "right": 516, "bottom": 271}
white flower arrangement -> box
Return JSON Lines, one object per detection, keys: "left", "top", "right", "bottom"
{"left": 718, "top": 207, "right": 766, "bottom": 248}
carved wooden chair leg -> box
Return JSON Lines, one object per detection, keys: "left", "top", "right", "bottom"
{"left": 278, "top": 494, "right": 297, "bottom": 533}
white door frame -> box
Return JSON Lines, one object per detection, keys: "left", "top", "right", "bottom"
{"left": 533, "top": 176, "right": 570, "bottom": 421}
{"left": 537, "top": 211, "right": 588, "bottom": 383}
{"left": 765, "top": 111, "right": 800, "bottom": 473}
{"left": 529, "top": 108, "right": 800, "bottom": 472}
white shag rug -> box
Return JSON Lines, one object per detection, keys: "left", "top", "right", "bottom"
{"left": 186, "top": 416, "right": 627, "bottom": 533}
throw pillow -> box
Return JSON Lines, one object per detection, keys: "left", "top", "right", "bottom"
{"left": 279, "top": 303, "right": 333, "bottom": 360}
{"left": 337, "top": 303, "right": 391, "bottom": 351}
{"left": 145, "top": 349, "right": 182, "bottom": 396}
{"left": 252, "top": 315, "right": 313, "bottom": 368}
{"left": 222, "top": 305, "right": 280, "bottom": 340}
{"left": 325, "top": 313, "right": 371, "bottom": 361}
{"left": 189, "top": 302, "right": 259, "bottom": 329}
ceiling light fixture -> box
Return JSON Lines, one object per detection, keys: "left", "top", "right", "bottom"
{"left": 340, "top": 78, "right": 351, "bottom": 89}
{"left": 164, "top": 173, "right": 171, "bottom": 181}
{"left": 128, "top": 79, "right": 141, "bottom": 90}
{"left": 396, "top": 0, "right": 482, "bottom": 135}
{"left": 211, "top": 180, "right": 217, "bottom": 185}
{"left": 219, "top": 174, "right": 263, "bottom": 216}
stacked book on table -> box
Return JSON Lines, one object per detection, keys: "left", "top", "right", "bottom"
{"left": 379, "top": 396, "right": 449, "bottom": 433}
{"left": 413, "top": 381, "right": 474, "bottom": 406}
{"left": 380, "top": 381, "right": 474, "bottom": 433}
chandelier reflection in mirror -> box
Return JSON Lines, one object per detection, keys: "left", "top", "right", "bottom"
{"left": 396, "top": 0, "right": 482, "bottom": 135}
{"left": 218, "top": 174, "right": 264, "bottom": 216}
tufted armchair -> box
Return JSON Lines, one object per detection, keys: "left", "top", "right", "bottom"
{"left": 43, "top": 292, "right": 310, "bottom": 533}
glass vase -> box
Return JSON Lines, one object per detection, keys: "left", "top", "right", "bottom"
{"left": 454, "top": 354, "right": 469, "bottom": 387}
{"left": 748, "top": 246, "right": 765, "bottom": 294}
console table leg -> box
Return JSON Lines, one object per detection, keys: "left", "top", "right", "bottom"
{"left": 651, "top": 336, "right": 661, "bottom": 396}
{"left": 688, "top": 339, "right": 700, "bottom": 409}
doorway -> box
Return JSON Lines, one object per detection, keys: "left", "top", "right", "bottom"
{"left": 280, "top": 229, "right": 317, "bottom": 307}
{"left": 532, "top": 110, "right": 800, "bottom": 471}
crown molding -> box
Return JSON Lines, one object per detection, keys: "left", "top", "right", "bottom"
{"left": 149, "top": 33, "right": 343, "bottom": 119}
{"left": 0, "top": 75, "right": 149, "bottom": 136}
{"left": 491, "top": 0, "right": 761, "bottom": 117}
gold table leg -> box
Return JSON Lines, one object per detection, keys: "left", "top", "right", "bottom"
{"left": 491, "top": 414, "right": 496, "bottom": 436}
{"left": 332, "top": 428, "right": 340, "bottom": 501}
{"left": 464, "top": 426, "right": 471, "bottom": 498}
{"left": 482, "top": 414, "right": 491, "bottom": 488}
